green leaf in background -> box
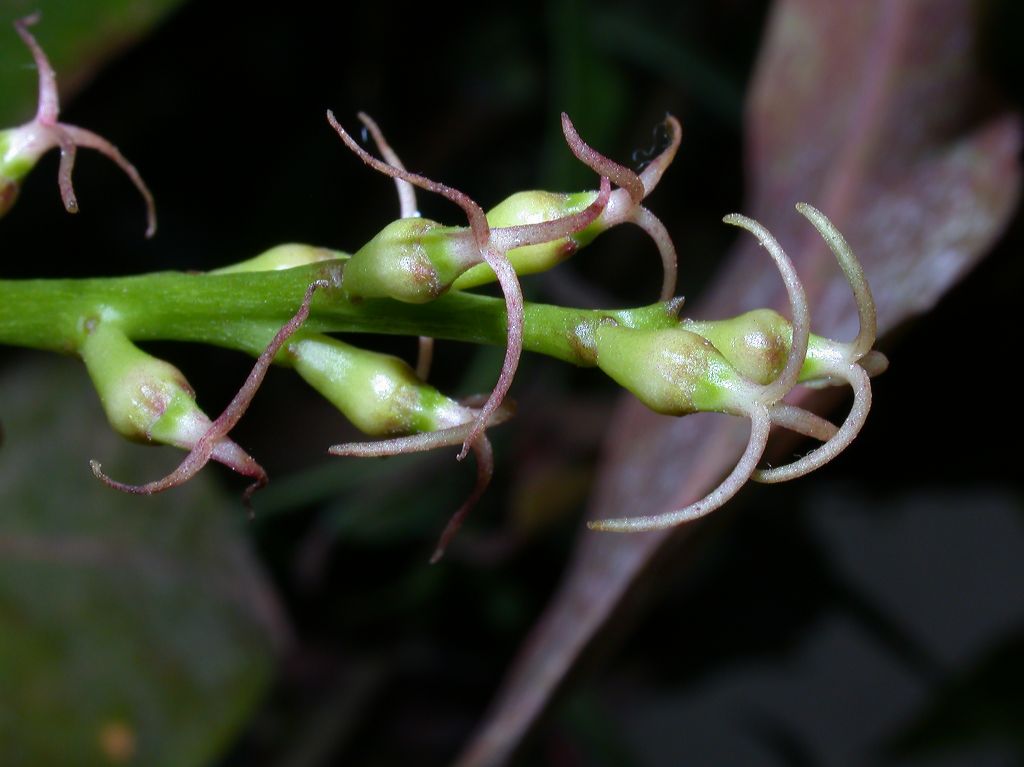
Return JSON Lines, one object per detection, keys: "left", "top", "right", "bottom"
{"left": 0, "top": 357, "right": 287, "bottom": 767}
{"left": 0, "top": 0, "right": 184, "bottom": 126}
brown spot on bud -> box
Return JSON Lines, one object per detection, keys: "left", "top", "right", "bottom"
{"left": 0, "top": 178, "right": 19, "bottom": 216}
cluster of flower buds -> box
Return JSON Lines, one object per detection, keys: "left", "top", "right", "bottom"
{"left": 590, "top": 203, "right": 887, "bottom": 531}
{"left": 319, "top": 103, "right": 888, "bottom": 540}
{"left": 2, "top": 17, "right": 887, "bottom": 558}
{"left": 0, "top": 16, "right": 155, "bottom": 235}
{"left": 78, "top": 240, "right": 508, "bottom": 559}
{"left": 320, "top": 108, "right": 886, "bottom": 543}
{"left": 317, "top": 109, "right": 691, "bottom": 554}
{"left": 325, "top": 109, "right": 684, "bottom": 460}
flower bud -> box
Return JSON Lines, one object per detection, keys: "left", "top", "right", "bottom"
{"left": 594, "top": 322, "right": 755, "bottom": 416}
{"left": 212, "top": 243, "right": 344, "bottom": 275}
{"left": 342, "top": 218, "right": 475, "bottom": 303}
{"left": 684, "top": 310, "right": 796, "bottom": 386}
{"left": 81, "top": 322, "right": 259, "bottom": 475}
{"left": 287, "top": 334, "right": 472, "bottom": 435}
{"left": 686, "top": 311, "right": 878, "bottom": 387}
{"left": 453, "top": 190, "right": 602, "bottom": 289}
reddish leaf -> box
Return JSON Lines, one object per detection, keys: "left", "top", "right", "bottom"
{"left": 456, "top": 1, "right": 1021, "bottom": 764}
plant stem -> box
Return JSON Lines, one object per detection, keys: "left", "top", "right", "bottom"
{"left": 0, "top": 260, "right": 682, "bottom": 365}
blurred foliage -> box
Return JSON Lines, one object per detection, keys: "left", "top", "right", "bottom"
{"left": 0, "top": 359, "right": 280, "bottom": 766}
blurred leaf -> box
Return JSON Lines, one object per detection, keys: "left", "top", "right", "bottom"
{"left": 0, "top": 0, "right": 183, "bottom": 125}
{"left": 456, "top": 1, "right": 1022, "bottom": 764}
{"left": 0, "top": 358, "right": 287, "bottom": 766}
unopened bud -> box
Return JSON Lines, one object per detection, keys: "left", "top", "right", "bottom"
{"left": 212, "top": 243, "right": 344, "bottom": 275}
{"left": 287, "top": 334, "right": 471, "bottom": 435}
{"left": 685, "top": 310, "right": 796, "bottom": 386}
{"left": 594, "top": 322, "right": 755, "bottom": 416}
{"left": 81, "top": 322, "right": 259, "bottom": 474}
{"left": 342, "top": 218, "right": 475, "bottom": 303}
{"left": 453, "top": 190, "right": 601, "bottom": 289}
{"left": 687, "top": 311, "right": 881, "bottom": 387}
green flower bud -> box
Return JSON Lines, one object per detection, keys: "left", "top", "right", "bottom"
{"left": 342, "top": 218, "right": 474, "bottom": 303}
{"left": 684, "top": 310, "right": 795, "bottom": 386}
{"left": 211, "top": 243, "right": 345, "bottom": 275}
{"left": 594, "top": 322, "right": 755, "bottom": 416}
{"left": 81, "top": 321, "right": 193, "bottom": 443}
{"left": 81, "top": 321, "right": 265, "bottom": 491}
{"left": 686, "top": 311, "right": 874, "bottom": 387}
{"left": 287, "top": 334, "right": 470, "bottom": 436}
{"left": 453, "top": 190, "right": 601, "bottom": 289}
{"left": 79, "top": 322, "right": 257, "bottom": 471}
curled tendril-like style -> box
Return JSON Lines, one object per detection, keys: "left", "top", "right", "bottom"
{"left": 590, "top": 203, "right": 886, "bottom": 532}
{"left": 589, "top": 407, "right": 774, "bottom": 532}
{"left": 560, "top": 114, "right": 645, "bottom": 204}
{"left": 91, "top": 280, "right": 329, "bottom": 510}
{"left": 356, "top": 113, "right": 435, "bottom": 379}
{"left": 722, "top": 212, "right": 811, "bottom": 403}
{"left": 755, "top": 361, "right": 871, "bottom": 484}
{"left": 327, "top": 110, "right": 611, "bottom": 463}
{"left": 356, "top": 112, "right": 419, "bottom": 219}
{"left": 797, "top": 202, "right": 876, "bottom": 362}
{"left": 329, "top": 402, "right": 514, "bottom": 562}
{"left": 751, "top": 202, "right": 879, "bottom": 483}
{"left": 10, "top": 15, "right": 156, "bottom": 237}
{"left": 560, "top": 112, "right": 682, "bottom": 300}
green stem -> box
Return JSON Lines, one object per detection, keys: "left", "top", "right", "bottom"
{"left": 0, "top": 261, "right": 681, "bottom": 365}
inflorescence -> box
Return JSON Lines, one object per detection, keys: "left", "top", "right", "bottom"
{"left": 0, "top": 18, "right": 887, "bottom": 560}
